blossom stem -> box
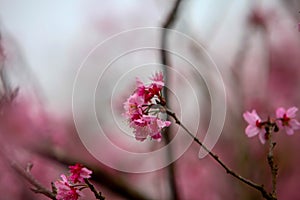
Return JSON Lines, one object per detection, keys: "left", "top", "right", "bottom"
{"left": 84, "top": 179, "right": 105, "bottom": 200}
{"left": 166, "top": 109, "right": 276, "bottom": 200}
{"left": 267, "top": 129, "right": 278, "bottom": 199}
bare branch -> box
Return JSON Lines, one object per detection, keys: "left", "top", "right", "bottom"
{"left": 10, "top": 161, "right": 56, "bottom": 200}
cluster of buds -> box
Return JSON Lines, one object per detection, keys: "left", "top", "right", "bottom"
{"left": 243, "top": 107, "right": 300, "bottom": 144}
{"left": 54, "top": 164, "right": 92, "bottom": 200}
{"left": 123, "top": 72, "right": 171, "bottom": 141}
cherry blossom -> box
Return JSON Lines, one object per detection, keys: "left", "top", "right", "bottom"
{"left": 276, "top": 107, "right": 300, "bottom": 135}
{"left": 243, "top": 110, "right": 266, "bottom": 144}
{"left": 123, "top": 93, "right": 144, "bottom": 122}
{"left": 123, "top": 72, "right": 171, "bottom": 141}
{"left": 54, "top": 175, "right": 81, "bottom": 200}
{"left": 130, "top": 115, "right": 171, "bottom": 141}
{"left": 69, "top": 163, "right": 92, "bottom": 183}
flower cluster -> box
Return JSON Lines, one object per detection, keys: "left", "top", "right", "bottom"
{"left": 69, "top": 163, "right": 92, "bottom": 183}
{"left": 54, "top": 164, "right": 92, "bottom": 200}
{"left": 55, "top": 175, "right": 82, "bottom": 200}
{"left": 123, "top": 72, "right": 171, "bottom": 141}
{"left": 243, "top": 107, "right": 300, "bottom": 144}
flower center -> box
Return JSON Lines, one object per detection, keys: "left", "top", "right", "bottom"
{"left": 256, "top": 120, "right": 263, "bottom": 128}
{"left": 282, "top": 114, "right": 290, "bottom": 126}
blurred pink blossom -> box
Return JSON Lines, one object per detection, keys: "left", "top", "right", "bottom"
{"left": 249, "top": 7, "right": 269, "bottom": 28}
{"left": 243, "top": 110, "right": 266, "bottom": 144}
{"left": 276, "top": 107, "right": 300, "bottom": 135}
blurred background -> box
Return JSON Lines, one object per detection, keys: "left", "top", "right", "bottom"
{"left": 0, "top": 0, "right": 300, "bottom": 199}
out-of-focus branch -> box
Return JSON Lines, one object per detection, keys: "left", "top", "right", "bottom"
{"left": 0, "top": 32, "right": 8, "bottom": 99}
{"left": 0, "top": 32, "right": 19, "bottom": 105}
{"left": 35, "top": 147, "right": 152, "bottom": 200}
{"left": 160, "top": 1, "right": 183, "bottom": 200}
{"left": 161, "top": 0, "right": 183, "bottom": 52}
{"left": 280, "top": 0, "right": 300, "bottom": 20}
{"left": 10, "top": 161, "right": 56, "bottom": 200}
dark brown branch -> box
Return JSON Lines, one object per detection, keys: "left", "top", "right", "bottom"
{"left": 84, "top": 179, "right": 105, "bottom": 200}
{"left": 10, "top": 161, "right": 56, "bottom": 200}
{"left": 166, "top": 109, "right": 276, "bottom": 200}
{"left": 160, "top": 1, "right": 183, "bottom": 200}
{"left": 35, "top": 147, "right": 152, "bottom": 200}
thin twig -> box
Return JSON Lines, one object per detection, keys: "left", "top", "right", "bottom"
{"left": 10, "top": 161, "right": 56, "bottom": 200}
{"left": 160, "top": 1, "right": 183, "bottom": 200}
{"left": 166, "top": 109, "right": 276, "bottom": 200}
{"left": 84, "top": 179, "right": 105, "bottom": 200}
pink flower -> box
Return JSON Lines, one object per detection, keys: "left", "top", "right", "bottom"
{"left": 136, "top": 78, "right": 147, "bottom": 98}
{"left": 150, "top": 71, "right": 164, "bottom": 89}
{"left": 123, "top": 72, "right": 171, "bottom": 141}
{"left": 55, "top": 175, "right": 81, "bottom": 200}
{"left": 147, "top": 117, "right": 171, "bottom": 141}
{"left": 276, "top": 107, "right": 300, "bottom": 135}
{"left": 69, "top": 164, "right": 92, "bottom": 183}
{"left": 135, "top": 72, "right": 164, "bottom": 103}
{"left": 131, "top": 115, "right": 171, "bottom": 141}
{"left": 123, "top": 93, "right": 144, "bottom": 122}
{"left": 243, "top": 110, "right": 266, "bottom": 144}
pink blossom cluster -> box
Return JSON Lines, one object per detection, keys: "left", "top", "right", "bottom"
{"left": 54, "top": 164, "right": 92, "bottom": 200}
{"left": 243, "top": 107, "right": 300, "bottom": 144}
{"left": 123, "top": 72, "right": 171, "bottom": 141}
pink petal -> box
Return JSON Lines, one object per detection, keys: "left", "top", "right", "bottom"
{"left": 243, "top": 110, "right": 260, "bottom": 125}
{"left": 151, "top": 71, "right": 164, "bottom": 82}
{"left": 285, "top": 126, "right": 294, "bottom": 135}
{"left": 286, "top": 107, "right": 298, "bottom": 118}
{"left": 165, "top": 121, "right": 171, "bottom": 127}
{"left": 133, "top": 118, "right": 145, "bottom": 125}
{"left": 157, "top": 119, "right": 171, "bottom": 128}
{"left": 151, "top": 132, "right": 162, "bottom": 141}
{"left": 135, "top": 134, "right": 147, "bottom": 141}
{"left": 135, "top": 77, "right": 144, "bottom": 87}
{"left": 60, "top": 174, "right": 68, "bottom": 183}
{"left": 276, "top": 107, "right": 286, "bottom": 118}
{"left": 81, "top": 168, "right": 92, "bottom": 178}
{"left": 276, "top": 120, "right": 283, "bottom": 128}
{"left": 258, "top": 131, "right": 266, "bottom": 144}
{"left": 245, "top": 125, "right": 259, "bottom": 137}
{"left": 289, "top": 119, "right": 300, "bottom": 130}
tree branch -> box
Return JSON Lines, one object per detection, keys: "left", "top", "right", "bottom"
{"left": 84, "top": 179, "right": 105, "bottom": 200}
{"left": 166, "top": 109, "right": 276, "bottom": 200}
{"left": 10, "top": 161, "right": 56, "bottom": 200}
